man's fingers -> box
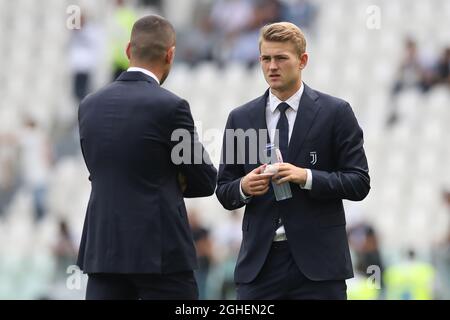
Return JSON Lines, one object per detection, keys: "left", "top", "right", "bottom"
{"left": 276, "top": 176, "right": 291, "bottom": 184}
{"left": 248, "top": 181, "right": 269, "bottom": 188}
{"left": 272, "top": 172, "right": 287, "bottom": 181}
{"left": 249, "top": 179, "right": 270, "bottom": 188}
{"left": 277, "top": 166, "right": 291, "bottom": 173}
{"left": 251, "top": 184, "right": 269, "bottom": 192}
{"left": 252, "top": 164, "right": 267, "bottom": 174}
{"left": 250, "top": 185, "right": 268, "bottom": 192}
{"left": 273, "top": 168, "right": 291, "bottom": 178}
{"left": 249, "top": 174, "right": 272, "bottom": 184}
{"left": 252, "top": 187, "right": 270, "bottom": 196}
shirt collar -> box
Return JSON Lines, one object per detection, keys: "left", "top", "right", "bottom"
{"left": 269, "top": 82, "right": 304, "bottom": 113}
{"left": 127, "top": 67, "right": 160, "bottom": 84}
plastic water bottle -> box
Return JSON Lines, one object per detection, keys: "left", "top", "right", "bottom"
{"left": 264, "top": 145, "right": 292, "bottom": 201}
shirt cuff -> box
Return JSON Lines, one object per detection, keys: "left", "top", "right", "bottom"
{"left": 239, "top": 178, "right": 252, "bottom": 202}
{"left": 300, "top": 169, "right": 312, "bottom": 190}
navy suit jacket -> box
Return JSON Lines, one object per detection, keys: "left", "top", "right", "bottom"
{"left": 216, "top": 84, "right": 370, "bottom": 283}
{"left": 77, "top": 71, "right": 217, "bottom": 274}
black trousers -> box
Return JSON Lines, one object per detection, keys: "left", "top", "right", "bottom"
{"left": 236, "top": 241, "right": 347, "bottom": 300}
{"left": 86, "top": 271, "right": 198, "bottom": 300}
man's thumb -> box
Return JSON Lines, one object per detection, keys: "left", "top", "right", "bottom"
{"left": 253, "top": 164, "right": 267, "bottom": 174}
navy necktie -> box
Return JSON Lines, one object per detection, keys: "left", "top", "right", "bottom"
{"left": 276, "top": 102, "right": 290, "bottom": 160}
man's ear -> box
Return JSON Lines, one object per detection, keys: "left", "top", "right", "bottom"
{"left": 166, "top": 46, "right": 176, "bottom": 64}
{"left": 299, "top": 53, "right": 308, "bottom": 70}
{"left": 126, "top": 42, "right": 131, "bottom": 60}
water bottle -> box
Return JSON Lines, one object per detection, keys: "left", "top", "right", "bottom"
{"left": 264, "top": 144, "right": 292, "bottom": 201}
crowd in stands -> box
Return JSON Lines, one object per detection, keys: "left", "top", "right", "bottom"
{"left": 388, "top": 37, "right": 450, "bottom": 126}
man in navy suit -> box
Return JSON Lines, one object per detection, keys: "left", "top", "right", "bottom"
{"left": 216, "top": 22, "right": 370, "bottom": 299}
{"left": 77, "top": 15, "right": 217, "bottom": 299}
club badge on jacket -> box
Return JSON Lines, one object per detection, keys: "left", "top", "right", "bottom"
{"left": 310, "top": 151, "right": 317, "bottom": 165}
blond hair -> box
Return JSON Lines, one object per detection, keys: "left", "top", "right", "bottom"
{"left": 259, "top": 22, "right": 306, "bottom": 55}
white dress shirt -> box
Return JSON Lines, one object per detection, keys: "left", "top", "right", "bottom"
{"left": 127, "top": 67, "right": 160, "bottom": 84}
{"left": 266, "top": 84, "right": 304, "bottom": 147}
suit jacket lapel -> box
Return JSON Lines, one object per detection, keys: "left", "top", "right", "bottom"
{"left": 249, "top": 90, "right": 270, "bottom": 165}
{"left": 249, "top": 90, "right": 269, "bottom": 131}
{"left": 287, "top": 84, "right": 320, "bottom": 163}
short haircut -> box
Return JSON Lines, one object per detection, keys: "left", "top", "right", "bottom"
{"left": 130, "top": 15, "right": 175, "bottom": 62}
{"left": 259, "top": 22, "right": 306, "bottom": 55}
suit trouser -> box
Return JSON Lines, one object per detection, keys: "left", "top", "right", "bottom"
{"left": 86, "top": 271, "right": 198, "bottom": 300}
{"left": 236, "top": 241, "right": 347, "bottom": 300}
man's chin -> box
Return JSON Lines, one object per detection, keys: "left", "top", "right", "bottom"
{"left": 269, "top": 82, "right": 284, "bottom": 90}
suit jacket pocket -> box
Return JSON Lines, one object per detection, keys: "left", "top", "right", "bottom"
{"left": 317, "top": 211, "right": 346, "bottom": 228}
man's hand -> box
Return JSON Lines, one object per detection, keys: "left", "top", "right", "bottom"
{"left": 241, "top": 164, "right": 273, "bottom": 196}
{"left": 273, "top": 163, "right": 307, "bottom": 186}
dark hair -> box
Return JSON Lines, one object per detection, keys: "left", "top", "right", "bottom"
{"left": 130, "top": 15, "right": 175, "bottom": 62}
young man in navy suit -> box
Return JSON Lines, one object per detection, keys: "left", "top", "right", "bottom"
{"left": 77, "top": 15, "right": 217, "bottom": 299}
{"left": 216, "top": 22, "right": 370, "bottom": 299}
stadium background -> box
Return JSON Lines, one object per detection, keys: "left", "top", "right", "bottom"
{"left": 0, "top": 0, "right": 449, "bottom": 299}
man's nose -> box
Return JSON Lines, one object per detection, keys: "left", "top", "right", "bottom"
{"left": 269, "top": 60, "right": 278, "bottom": 70}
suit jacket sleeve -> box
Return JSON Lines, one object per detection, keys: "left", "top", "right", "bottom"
{"left": 170, "top": 99, "right": 217, "bottom": 198}
{"left": 215, "top": 112, "right": 248, "bottom": 210}
{"left": 309, "top": 102, "right": 370, "bottom": 201}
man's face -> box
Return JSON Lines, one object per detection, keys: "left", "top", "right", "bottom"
{"left": 260, "top": 40, "right": 306, "bottom": 94}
